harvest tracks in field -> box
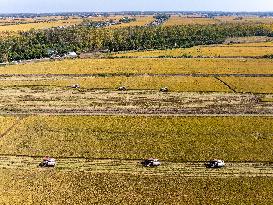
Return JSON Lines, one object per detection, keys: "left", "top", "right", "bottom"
{"left": 1, "top": 155, "right": 273, "bottom": 177}
{"left": 0, "top": 89, "right": 272, "bottom": 115}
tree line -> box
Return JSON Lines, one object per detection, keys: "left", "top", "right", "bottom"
{"left": 0, "top": 23, "right": 271, "bottom": 62}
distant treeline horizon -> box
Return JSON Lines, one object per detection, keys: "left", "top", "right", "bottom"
{"left": 1, "top": 11, "right": 273, "bottom": 18}
{"left": 0, "top": 23, "right": 272, "bottom": 62}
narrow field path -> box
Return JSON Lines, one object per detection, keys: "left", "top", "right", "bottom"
{"left": 1, "top": 155, "right": 273, "bottom": 177}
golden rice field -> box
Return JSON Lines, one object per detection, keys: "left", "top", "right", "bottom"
{"left": 224, "top": 36, "right": 273, "bottom": 44}
{"left": 0, "top": 16, "right": 66, "bottom": 25}
{"left": 164, "top": 16, "right": 273, "bottom": 26}
{"left": 221, "top": 77, "right": 273, "bottom": 93}
{"left": 0, "top": 76, "right": 230, "bottom": 92}
{"left": 2, "top": 58, "right": 273, "bottom": 74}
{"left": 222, "top": 41, "right": 273, "bottom": 47}
{"left": 0, "top": 116, "right": 19, "bottom": 133}
{"left": 0, "top": 18, "right": 83, "bottom": 32}
{"left": 1, "top": 15, "right": 273, "bottom": 205}
{"left": 114, "top": 45, "right": 273, "bottom": 58}
{"left": 83, "top": 15, "right": 153, "bottom": 28}
{"left": 215, "top": 16, "right": 273, "bottom": 24}
{"left": 86, "top": 15, "right": 123, "bottom": 22}
{"left": 1, "top": 116, "right": 273, "bottom": 162}
{"left": 111, "top": 16, "right": 154, "bottom": 28}
{"left": 0, "top": 170, "right": 272, "bottom": 204}
{"left": 164, "top": 16, "right": 219, "bottom": 26}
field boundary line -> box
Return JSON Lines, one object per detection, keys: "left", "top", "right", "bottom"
{"left": 214, "top": 77, "right": 236, "bottom": 93}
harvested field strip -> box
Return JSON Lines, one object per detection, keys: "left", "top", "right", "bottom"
{"left": 0, "top": 88, "right": 270, "bottom": 115}
{"left": 0, "top": 73, "right": 273, "bottom": 78}
{"left": 1, "top": 116, "right": 273, "bottom": 162}
{"left": 220, "top": 77, "right": 273, "bottom": 93}
{"left": 0, "top": 76, "right": 230, "bottom": 92}
{"left": 0, "top": 155, "right": 272, "bottom": 177}
{"left": 1, "top": 170, "right": 273, "bottom": 205}
{"left": 2, "top": 58, "right": 273, "bottom": 75}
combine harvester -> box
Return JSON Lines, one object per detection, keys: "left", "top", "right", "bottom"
{"left": 39, "top": 156, "right": 56, "bottom": 167}
{"left": 205, "top": 159, "right": 225, "bottom": 168}
{"left": 141, "top": 158, "right": 161, "bottom": 167}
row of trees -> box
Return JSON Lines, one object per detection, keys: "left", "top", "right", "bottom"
{"left": 0, "top": 23, "right": 272, "bottom": 62}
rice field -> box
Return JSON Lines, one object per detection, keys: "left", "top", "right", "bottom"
{"left": 220, "top": 77, "right": 273, "bottom": 93}
{"left": 2, "top": 58, "right": 273, "bottom": 75}
{"left": 1, "top": 15, "right": 273, "bottom": 205}
{"left": 114, "top": 45, "right": 273, "bottom": 58}
{"left": 215, "top": 16, "right": 273, "bottom": 24}
{"left": 222, "top": 41, "right": 273, "bottom": 47}
{"left": 0, "top": 116, "right": 19, "bottom": 133}
{"left": 85, "top": 15, "right": 154, "bottom": 28}
{"left": 0, "top": 116, "right": 273, "bottom": 162}
{"left": 111, "top": 16, "right": 154, "bottom": 28}
{"left": 224, "top": 36, "right": 273, "bottom": 44}
{"left": 0, "top": 76, "right": 230, "bottom": 92}
{"left": 164, "top": 16, "right": 219, "bottom": 26}
{"left": 164, "top": 15, "right": 273, "bottom": 26}
{"left": 0, "top": 169, "right": 272, "bottom": 204}
{"left": 0, "top": 18, "right": 83, "bottom": 32}
{"left": 0, "top": 15, "right": 153, "bottom": 33}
